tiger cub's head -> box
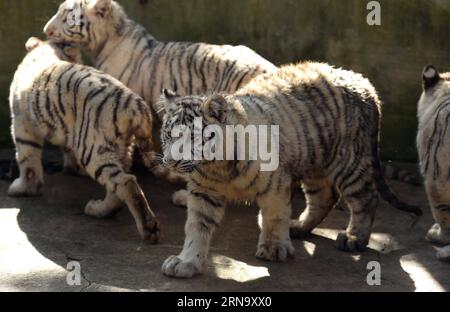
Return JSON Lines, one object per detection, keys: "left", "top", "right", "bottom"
{"left": 158, "top": 90, "right": 247, "bottom": 175}
{"left": 44, "top": 0, "right": 125, "bottom": 48}
{"left": 25, "top": 37, "right": 83, "bottom": 64}
{"left": 419, "top": 65, "right": 450, "bottom": 117}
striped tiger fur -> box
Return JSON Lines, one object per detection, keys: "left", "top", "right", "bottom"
{"left": 158, "top": 62, "right": 422, "bottom": 278}
{"left": 8, "top": 37, "right": 159, "bottom": 242}
{"left": 418, "top": 65, "right": 450, "bottom": 260}
{"left": 43, "top": 0, "right": 277, "bottom": 175}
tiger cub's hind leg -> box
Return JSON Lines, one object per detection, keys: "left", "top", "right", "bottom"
{"left": 336, "top": 169, "right": 378, "bottom": 252}
{"left": 290, "top": 178, "right": 340, "bottom": 239}
{"left": 88, "top": 160, "right": 160, "bottom": 243}
{"left": 8, "top": 120, "right": 45, "bottom": 197}
{"left": 85, "top": 191, "right": 124, "bottom": 218}
{"left": 425, "top": 181, "right": 450, "bottom": 245}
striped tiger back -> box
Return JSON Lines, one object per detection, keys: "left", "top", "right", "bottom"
{"left": 44, "top": 0, "right": 277, "bottom": 118}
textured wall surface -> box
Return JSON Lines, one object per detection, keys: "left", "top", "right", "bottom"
{"left": 1, "top": 0, "right": 450, "bottom": 162}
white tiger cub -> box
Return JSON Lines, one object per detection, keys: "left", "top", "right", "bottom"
{"left": 158, "top": 62, "right": 422, "bottom": 278}
{"left": 43, "top": 0, "right": 277, "bottom": 176}
{"left": 9, "top": 37, "right": 159, "bottom": 242}
{"left": 43, "top": 0, "right": 277, "bottom": 113}
{"left": 418, "top": 65, "right": 450, "bottom": 261}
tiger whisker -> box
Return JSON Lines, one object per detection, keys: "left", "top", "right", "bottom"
{"left": 156, "top": 107, "right": 166, "bottom": 115}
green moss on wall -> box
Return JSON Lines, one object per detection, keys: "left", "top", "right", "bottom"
{"left": 1, "top": 0, "right": 450, "bottom": 162}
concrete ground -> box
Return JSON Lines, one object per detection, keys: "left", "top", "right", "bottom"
{"left": 0, "top": 149, "right": 449, "bottom": 292}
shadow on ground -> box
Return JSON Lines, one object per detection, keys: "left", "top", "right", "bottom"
{"left": 0, "top": 149, "right": 448, "bottom": 292}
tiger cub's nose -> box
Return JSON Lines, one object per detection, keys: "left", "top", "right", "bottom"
{"left": 43, "top": 18, "right": 57, "bottom": 37}
{"left": 43, "top": 25, "right": 54, "bottom": 37}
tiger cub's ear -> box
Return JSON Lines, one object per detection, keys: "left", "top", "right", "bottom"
{"left": 87, "top": 0, "right": 112, "bottom": 18}
{"left": 423, "top": 65, "right": 441, "bottom": 91}
{"left": 202, "top": 94, "right": 229, "bottom": 124}
{"left": 156, "top": 89, "right": 178, "bottom": 119}
{"left": 25, "top": 37, "right": 43, "bottom": 52}
{"left": 162, "top": 88, "right": 177, "bottom": 100}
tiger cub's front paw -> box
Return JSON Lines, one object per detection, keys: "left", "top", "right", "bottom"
{"left": 8, "top": 176, "right": 43, "bottom": 197}
{"left": 436, "top": 246, "right": 450, "bottom": 262}
{"left": 426, "top": 223, "right": 450, "bottom": 245}
{"left": 172, "top": 189, "right": 189, "bottom": 207}
{"left": 336, "top": 232, "right": 369, "bottom": 252}
{"left": 161, "top": 255, "right": 202, "bottom": 278}
{"left": 256, "top": 239, "right": 295, "bottom": 262}
{"left": 141, "top": 218, "right": 160, "bottom": 244}
{"left": 84, "top": 199, "right": 119, "bottom": 218}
